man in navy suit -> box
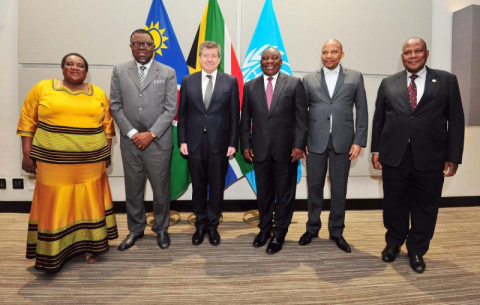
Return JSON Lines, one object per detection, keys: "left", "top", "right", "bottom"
{"left": 371, "top": 37, "right": 465, "bottom": 273}
{"left": 178, "top": 41, "right": 240, "bottom": 246}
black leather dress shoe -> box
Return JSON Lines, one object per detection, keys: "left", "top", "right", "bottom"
{"left": 157, "top": 231, "right": 170, "bottom": 249}
{"left": 299, "top": 231, "right": 318, "bottom": 246}
{"left": 330, "top": 236, "right": 351, "bottom": 253}
{"left": 192, "top": 228, "right": 206, "bottom": 246}
{"left": 118, "top": 232, "right": 144, "bottom": 251}
{"left": 408, "top": 252, "right": 426, "bottom": 273}
{"left": 382, "top": 245, "right": 401, "bottom": 262}
{"left": 253, "top": 231, "right": 271, "bottom": 248}
{"left": 266, "top": 236, "right": 285, "bottom": 254}
{"left": 207, "top": 229, "right": 221, "bottom": 246}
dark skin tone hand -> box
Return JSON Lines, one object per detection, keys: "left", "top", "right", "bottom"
{"left": 132, "top": 131, "right": 155, "bottom": 150}
{"left": 21, "top": 136, "right": 36, "bottom": 174}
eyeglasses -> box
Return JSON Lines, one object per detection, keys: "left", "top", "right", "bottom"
{"left": 131, "top": 41, "right": 154, "bottom": 48}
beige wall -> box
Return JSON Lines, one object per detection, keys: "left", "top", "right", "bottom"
{"left": 1, "top": 0, "right": 479, "bottom": 202}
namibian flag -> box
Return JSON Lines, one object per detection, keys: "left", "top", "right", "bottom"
{"left": 187, "top": 0, "right": 255, "bottom": 191}
{"left": 144, "top": 0, "right": 190, "bottom": 200}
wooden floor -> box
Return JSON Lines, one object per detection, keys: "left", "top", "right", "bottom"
{"left": 1, "top": 207, "right": 479, "bottom": 304}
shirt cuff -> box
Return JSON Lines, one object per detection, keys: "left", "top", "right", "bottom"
{"left": 371, "top": 152, "right": 379, "bottom": 154}
{"left": 127, "top": 129, "right": 139, "bottom": 139}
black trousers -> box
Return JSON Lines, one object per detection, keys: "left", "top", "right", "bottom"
{"left": 382, "top": 143, "right": 444, "bottom": 256}
{"left": 188, "top": 134, "right": 229, "bottom": 230}
{"left": 254, "top": 149, "right": 298, "bottom": 237}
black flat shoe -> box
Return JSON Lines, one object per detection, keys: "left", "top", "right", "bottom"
{"left": 299, "top": 231, "right": 317, "bottom": 246}
{"left": 207, "top": 229, "right": 221, "bottom": 246}
{"left": 118, "top": 232, "right": 144, "bottom": 251}
{"left": 192, "top": 228, "right": 206, "bottom": 246}
{"left": 330, "top": 235, "right": 351, "bottom": 253}
{"left": 157, "top": 231, "right": 170, "bottom": 249}
{"left": 266, "top": 236, "right": 285, "bottom": 254}
{"left": 408, "top": 252, "right": 426, "bottom": 273}
{"left": 382, "top": 245, "right": 401, "bottom": 262}
{"left": 253, "top": 231, "right": 271, "bottom": 248}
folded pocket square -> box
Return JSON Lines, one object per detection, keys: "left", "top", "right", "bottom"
{"left": 154, "top": 80, "right": 165, "bottom": 84}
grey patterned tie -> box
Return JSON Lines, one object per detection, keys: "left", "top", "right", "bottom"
{"left": 204, "top": 75, "right": 213, "bottom": 109}
{"left": 139, "top": 66, "right": 146, "bottom": 86}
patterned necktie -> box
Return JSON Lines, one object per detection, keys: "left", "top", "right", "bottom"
{"left": 139, "top": 66, "right": 146, "bottom": 86}
{"left": 266, "top": 77, "right": 273, "bottom": 110}
{"left": 204, "top": 75, "right": 213, "bottom": 109}
{"left": 408, "top": 75, "right": 419, "bottom": 111}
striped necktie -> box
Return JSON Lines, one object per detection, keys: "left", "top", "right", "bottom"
{"left": 139, "top": 66, "right": 146, "bottom": 86}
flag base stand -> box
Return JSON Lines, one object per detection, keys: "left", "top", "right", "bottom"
{"left": 243, "top": 210, "right": 259, "bottom": 227}
{"left": 187, "top": 213, "right": 223, "bottom": 226}
{"left": 146, "top": 211, "right": 181, "bottom": 227}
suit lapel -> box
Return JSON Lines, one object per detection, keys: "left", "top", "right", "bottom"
{"left": 128, "top": 61, "right": 142, "bottom": 91}
{"left": 317, "top": 69, "right": 331, "bottom": 100}
{"left": 417, "top": 67, "right": 437, "bottom": 110}
{"left": 195, "top": 72, "right": 206, "bottom": 112}
{"left": 141, "top": 60, "right": 158, "bottom": 92}
{"left": 331, "top": 67, "right": 347, "bottom": 99}
{"left": 270, "top": 74, "right": 286, "bottom": 113}
{"left": 395, "top": 70, "right": 412, "bottom": 112}
{"left": 208, "top": 72, "right": 224, "bottom": 111}
{"left": 254, "top": 76, "right": 269, "bottom": 113}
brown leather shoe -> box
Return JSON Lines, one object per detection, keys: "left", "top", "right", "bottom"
{"left": 85, "top": 253, "right": 98, "bottom": 264}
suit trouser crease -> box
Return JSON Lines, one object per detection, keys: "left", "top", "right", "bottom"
{"left": 254, "top": 149, "right": 297, "bottom": 237}
{"left": 188, "top": 134, "right": 228, "bottom": 230}
{"left": 306, "top": 135, "right": 350, "bottom": 237}
{"left": 121, "top": 147, "right": 172, "bottom": 235}
{"left": 382, "top": 143, "right": 444, "bottom": 256}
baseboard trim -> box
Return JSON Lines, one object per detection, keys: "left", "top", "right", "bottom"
{"left": 1, "top": 197, "right": 479, "bottom": 213}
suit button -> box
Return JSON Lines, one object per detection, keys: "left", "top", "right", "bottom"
{"left": 139, "top": 94, "right": 143, "bottom": 97}
{"left": 139, "top": 107, "right": 143, "bottom": 110}
{"left": 327, "top": 117, "right": 330, "bottom": 120}
{"left": 330, "top": 103, "right": 333, "bottom": 105}
{"left": 411, "top": 116, "right": 414, "bottom": 119}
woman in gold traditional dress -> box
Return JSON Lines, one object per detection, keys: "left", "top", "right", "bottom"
{"left": 16, "top": 53, "right": 118, "bottom": 273}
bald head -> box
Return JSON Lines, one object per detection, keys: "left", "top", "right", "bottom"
{"left": 403, "top": 37, "right": 427, "bottom": 51}
{"left": 323, "top": 39, "right": 343, "bottom": 51}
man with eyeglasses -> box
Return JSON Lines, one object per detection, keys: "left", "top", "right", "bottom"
{"left": 110, "top": 29, "right": 177, "bottom": 251}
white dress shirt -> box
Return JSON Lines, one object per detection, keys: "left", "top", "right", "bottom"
{"left": 406, "top": 66, "right": 427, "bottom": 104}
{"left": 202, "top": 69, "right": 218, "bottom": 100}
{"left": 324, "top": 65, "right": 341, "bottom": 133}
{"left": 127, "top": 60, "right": 155, "bottom": 138}
{"left": 263, "top": 72, "right": 279, "bottom": 92}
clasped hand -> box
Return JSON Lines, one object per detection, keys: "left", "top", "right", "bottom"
{"left": 132, "top": 132, "right": 154, "bottom": 150}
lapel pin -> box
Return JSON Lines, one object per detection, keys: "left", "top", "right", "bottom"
{"left": 432, "top": 79, "right": 436, "bottom": 83}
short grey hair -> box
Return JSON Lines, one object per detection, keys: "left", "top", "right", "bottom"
{"left": 199, "top": 41, "right": 222, "bottom": 58}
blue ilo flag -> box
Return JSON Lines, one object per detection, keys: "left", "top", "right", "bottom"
{"left": 241, "top": 0, "right": 302, "bottom": 194}
{"left": 144, "top": 0, "right": 191, "bottom": 200}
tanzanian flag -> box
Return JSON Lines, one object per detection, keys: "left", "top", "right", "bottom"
{"left": 186, "top": 0, "right": 254, "bottom": 191}
{"left": 144, "top": 0, "right": 190, "bottom": 200}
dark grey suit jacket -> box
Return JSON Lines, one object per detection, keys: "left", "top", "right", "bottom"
{"left": 240, "top": 73, "right": 308, "bottom": 163}
{"left": 371, "top": 66, "right": 464, "bottom": 170}
{"left": 110, "top": 60, "right": 177, "bottom": 150}
{"left": 302, "top": 66, "right": 368, "bottom": 154}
